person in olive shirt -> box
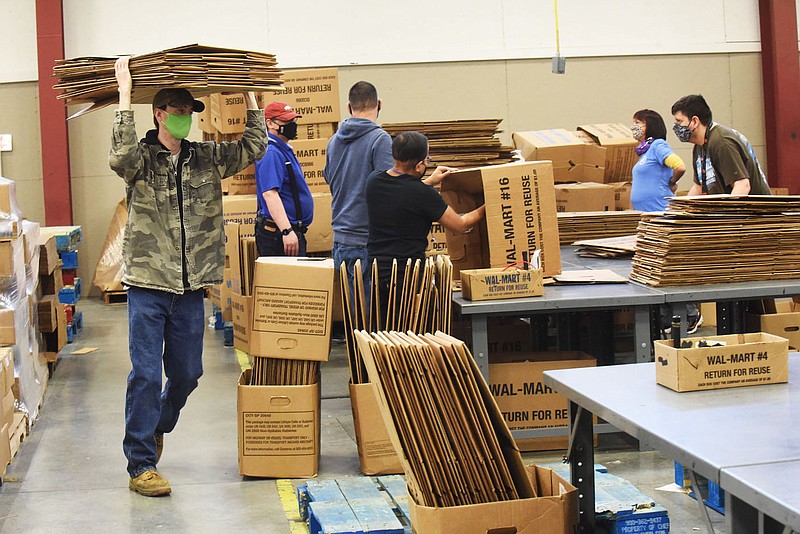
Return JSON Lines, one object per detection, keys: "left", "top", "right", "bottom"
{"left": 671, "top": 94, "right": 770, "bottom": 196}
{"left": 366, "top": 131, "right": 485, "bottom": 315}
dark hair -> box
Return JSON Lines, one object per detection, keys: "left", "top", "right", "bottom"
{"left": 633, "top": 109, "right": 667, "bottom": 140}
{"left": 671, "top": 94, "right": 713, "bottom": 125}
{"left": 348, "top": 81, "right": 379, "bottom": 112}
{"left": 153, "top": 106, "right": 165, "bottom": 130}
{"left": 392, "top": 131, "right": 428, "bottom": 163}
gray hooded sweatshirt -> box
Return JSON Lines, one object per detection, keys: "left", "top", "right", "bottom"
{"left": 324, "top": 117, "right": 393, "bottom": 246}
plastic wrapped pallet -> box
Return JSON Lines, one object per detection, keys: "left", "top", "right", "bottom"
{"left": 0, "top": 177, "right": 22, "bottom": 238}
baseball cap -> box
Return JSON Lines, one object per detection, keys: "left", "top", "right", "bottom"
{"left": 152, "top": 88, "right": 205, "bottom": 112}
{"left": 264, "top": 101, "right": 301, "bottom": 121}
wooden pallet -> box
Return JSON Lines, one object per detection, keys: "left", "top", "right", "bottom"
{"left": 9, "top": 412, "right": 28, "bottom": 462}
{"left": 298, "top": 476, "right": 411, "bottom": 534}
{"left": 102, "top": 290, "right": 127, "bottom": 305}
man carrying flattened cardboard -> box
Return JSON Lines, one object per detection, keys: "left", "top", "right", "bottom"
{"left": 110, "top": 57, "right": 266, "bottom": 497}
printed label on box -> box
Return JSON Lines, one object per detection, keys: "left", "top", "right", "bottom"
{"left": 252, "top": 287, "right": 330, "bottom": 336}
{"left": 242, "top": 411, "right": 316, "bottom": 456}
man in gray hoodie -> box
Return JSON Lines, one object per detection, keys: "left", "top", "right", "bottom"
{"left": 324, "top": 81, "right": 393, "bottom": 296}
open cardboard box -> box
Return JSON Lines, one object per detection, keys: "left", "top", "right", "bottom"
{"left": 512, "top": 129, "right": 605, "bottom": 183}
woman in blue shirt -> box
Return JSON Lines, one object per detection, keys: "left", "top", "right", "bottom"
{"left": 630, "top": 109, "right": 685, "bottom": 212}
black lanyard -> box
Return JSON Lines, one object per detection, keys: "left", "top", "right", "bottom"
{"left": 699, "top": 122, "right": 713, "bottom": 194}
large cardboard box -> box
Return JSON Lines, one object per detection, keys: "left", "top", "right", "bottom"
{"left": 307, "top": 192, "right": 332, "bottom": 253}
{"left": 461, "top": 266, "right": 544, "bottom": 301}
{"left": 576, "top": 124, "right": 638, "bottom": 182}
{"left": 224, "top": 223, "right": 244, "bottom": 294}
{"left": 273, "top": 68, "right": 341, "bottom": 125}
{"left": 489, "top": 352, "right": 596, "bottom": 432}
{"left": 210, "top": 93, "right": 248, "bottom": 134}
{"left": 237, "top": 369, "right": 320, "bottom": 478}
{"left": 0, "top": 422, "right": 10, "bottom": 476}
{"left": 487, "top": 317, "right": 533, "bottom": 356}
{"left": 554, "top": 182, "right": 615, "bottom": 213}
{"left": 349, "top": 382, "right": 404, "bottom": 476}
{"left": 249, "top": 257, "right": 334, "bottom": 360}
{"left": 293, "top": 138, "right": 329, "bottom": 194}
{"left": 426, "top": 221, "right": 448, "bottom": 256}
{"left": 654, "top": 333, "right": 789, "bottom": 392}
{"left": 223, "top": 195, "right": 257, "bottom": 237}
{"left": 409, "top": 464, "right": 578, "bottom": 534}
{"left": 296, "top": 122, "right": 337, "bottom": 141}
{"left": 231, "top": 290, "right": 252, "bottom": 353}
{"left": 747, "top": 311, "right": 800, "bottom": 351}
{"left": 610, "top": 181, "right": 633, "bottom": 211}
{"left": 0, "top": 309, "right": 14, "bottom": 346}
{"left": 512, "top": 129, "right": 605, "bottom": 183}
{"left": 441, "top": 161, "right": 561, "bottom": 278}
{"left": 196, "top": 96, "right": 215, "bottom": 134}
{"left": 1, "top": 347, "right": 13, "bottom": 393}
{"left": 38, "top": 235, "right": 58, "bottom": 275}
{"left": 1, "top": 388, "right": 13, "bottom": 430}
{"left": 226, "top": 164, "right": 256, "bottom": 195}
{"left": 220, "top": 268, "right": 233, "bottom": 322}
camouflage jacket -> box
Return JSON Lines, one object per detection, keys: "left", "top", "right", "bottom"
{"left": 109, "top": 109, "right": 266, "bottom": 294}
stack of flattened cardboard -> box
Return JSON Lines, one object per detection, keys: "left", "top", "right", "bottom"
{"left": 573, "top": 235, "right": 638, "bottom": 258}
{"left": 557, "top": 211, "right": 642, "bottom": 245}
{"left": 382, "top": 120, "right": 514, "bottom": 169}
{"left": 631, "top": 195, "right": 800, "bottom": 286}
{"left": 53, "top": 44, "right": 283, "bottom": 117}
{"left": 354, "top": 330, "right": 535, "bottom": 507}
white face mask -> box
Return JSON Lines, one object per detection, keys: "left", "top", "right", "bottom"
{"left": 631, "top": 123, "right": 644, "bottom": 141}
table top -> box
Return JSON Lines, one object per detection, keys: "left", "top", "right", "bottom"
{"left": 542, "top": 354, "right": 800, "bottom": 483}
{"left": 721, "top": 460, "right": 800, "bottom": 530}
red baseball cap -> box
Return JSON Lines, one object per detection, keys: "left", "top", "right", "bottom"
{"left": 264, "top": 101, "right": 301, "bottom": 121}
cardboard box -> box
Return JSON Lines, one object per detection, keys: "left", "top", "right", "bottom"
{"left": 220, "top": 268, "right": 233, "bottom": 323}
{"left": 223, "top": 195, "right": 257, "bottom": 237}
{"left": 225, "top": 223, "right": 244, "bottom": 295}
{"left": 349, "top": 382, "right": 404, "bottom": 476}
{"left": 512, "top": 129, "right": 605, "bottom": 183}
{"left": 654, "top": 333, "right": 789, "bottom": 392}
{"left": 272, "top": 68, "right": 341, "bottom": 125}
{"left": 576, "top": 124, "right": 638, "bottom": 183}
{"left": 0, "top": 240, "right": 14, "bottom": 281}
{"left": 489, "top": 352, "right": 596, "bottom": 431}
{"left": 237, "top": 369, "right": 320, "bottom": 478}
{"left": 1, "top": 347, "right": 13, "bottom": 393}
{"left": 306, "top": 192, "right": 332, "bottom": 254}
{"left": 292, "top": 138, "right": 329, "bottom": 194}
{"left": 1, "top": 388, "right": 13, "bottom": 430}
{"left": 554, "top": 182, "right": 615, "bottom": 213}
{"left": 231, "top": 290, "right": 252, "bottom": 353}
{"left": 0, "top": 309, "right": 14, "bottom": 346}
{"left": 249, "top": 257, "right": 334, "bottom": 360}
{"left": 747, "top": 312, "right": 800, "bottom": 350}
{"left": 196, "top": 96, "right": 214, "bottom": 134}
{"left": 426, "top": 221, "right": 448, "bottom": 255}
{"left": 0, "top": 422, "right": 10, "bottom": 476}
{"left": 487, "top": 317, "right": 533, "bottom": 356}
{"left": 37, "top": 295, "right": 58, "bottom": 333}
{"left": 210, "top": 93, "right": 248, "bottom": 134}
{"left": 461, "top": 266, "right": 543, "bottom": 301}
{"left": 610, "top": 181, "right": 633, "bottom": 211}
{"left": 441, "top": 161, "right": 562, "bottom": 278}
{"left": 296, "top": 122, "right": 337, "bottom": 141}
{"left": 38, "top": 235, "right": 58, "bottom": 275}
{"left": 226, "top": 163, "right": 256, "bottom": 195}
{"left": 408, "top": 464, "right": 578, "bottom": 534}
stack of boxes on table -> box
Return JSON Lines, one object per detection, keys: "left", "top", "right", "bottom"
{"left": 205, "top": 67, "right": 340, "bottom": 331}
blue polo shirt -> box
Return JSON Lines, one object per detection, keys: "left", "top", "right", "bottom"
{"left": 255, "top": 133, "right": 314, "bottom": 226}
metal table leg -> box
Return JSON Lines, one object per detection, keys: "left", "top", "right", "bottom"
{"left": 471, "top": 313, "right": 489, "bottom": 382}
{"left": 566, "top": 401, "right": 596, "bottom": 533}
{"left": 726, "top": 491, "right": 788, "bottom": 534}
{"left": 633, "top": 305, "right": 652, "bottom": 363}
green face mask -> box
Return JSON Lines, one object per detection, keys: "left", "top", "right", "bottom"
{"left": 163, "top": 113, "right": 192, "bottom": 139}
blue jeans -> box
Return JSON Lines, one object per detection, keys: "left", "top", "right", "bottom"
{"left": 333, "top": 242, "right": 370, "bottom": 314}
{"left": 123, "top": 286, "right": 205, "bottom": 477}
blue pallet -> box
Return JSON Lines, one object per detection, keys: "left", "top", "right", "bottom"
{"left": 46, "top": 226, "right": 82, "bottom": 252}
{"left": 66, "top": 322, "right": 75, "bottom": 343}
{"left": 58, "top": 284, "right": 80, "bottom": 305}
{"left": 72, "top": 311, "right": 83, "bottom": 337}
{"left": 60, "top": 250, "right": 78, "bottom": 269}
{"left": 674, "top": 462, "right": 725, "bottom": 513}
{"left": 300, "top": 477, "right": 407, "bottom": 534}
{"left": 214, "top": 310, "right": 224, "bottom": 330}
{"left": 597, "top": 505, "right": 670, "bottom": 534}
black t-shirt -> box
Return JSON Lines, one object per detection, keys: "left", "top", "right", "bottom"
{"left": 366, "top": 170, "right": 448, "bottom": 264}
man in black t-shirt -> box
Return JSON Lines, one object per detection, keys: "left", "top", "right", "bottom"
{"left": 366, "top": 131, "right": 485, "bottom": 316}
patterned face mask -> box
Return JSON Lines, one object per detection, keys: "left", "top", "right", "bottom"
{"left": 630, "top": 123, "right": 644, "bottom": 141}
{"left": 673, "top": 123, "right": 692, "bottom": 143}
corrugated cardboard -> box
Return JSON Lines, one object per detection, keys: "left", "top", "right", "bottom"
{"left": 654, "top": 333, "right": 789, "bottom": 392}
{"left": 487, "top": 317, "right": 533, "bottom": 356}
{"left": 576, "top": 123, "right": 638, "bottom": 182}
{"left": 250, "top": 257, "right": 334, "bottom": 360}
{"left": 1, "top": 388, "right": 14, "bottom": 430}
{"left": 40, "top": 264, "right": 64, "bottom": 296}
{"left": 0, "top": 309, "right": 14, "bottom": 346}
{"left": 426, "top": 221, "right": 448, "bottom": 255}
{"left": 292, "top": 138, "right": 329, "bottom": 194}
{"left": 225, "top": 223, "right": 243, "bottom": 295}
{"left": 296, "top": 122, "right": 337, "bottom": 141}
{"left": 237, "top": 369, "right": 320, "bottom": 478}
{"left": 489, "top": 352, "right": 596, "bottom": 431}
{"left": 461, "top": 266, "right": 543, "bottom": 301}
{"left": 349, "top": 382, "right": 404, "bottom": 476}
{"left": 231, "top": 290, "right": 252, "bottom": 353}
{"left": 38, "top": 235, "right": 58, "bottom": 275}
{"left": 610, "top": 181, "right": 633, "bottom": 211}
{"left": 307, "top": 192, "right": 332, "bottom": 253}
{"left": 0, "top": 423, "right": 10, "bottom": 476}
{"left": 554, "top": 182, "right": 615, "bottom": 213}
{"left": 220, "top": 268, "right": 233, "bottom": 322}
{"left": 223, "top": 195, "right": 257, "bottom": 237}
{"left": 408, "top": 465, "right": 578, "bottom": 534}
{"left": 1, "top": 347, "right": 14, "bottom": 393}
{"left": 273, "top": 68, "right": 341, "bottom": 125}
{"left": 37, "top": 295, "right": 58, "bottom": 333}
{"left": 441, "top": 161, "right": 562, "bottom": 278}
{"left": 210, "top": 93, "right": 248, "bottom": 134}
{"left": 0, "top": 240, "right": 14, "bottom": 280}
{"left": 512, "top": 129, "right": 605, "bottom": 183}
{"left": 747, "top": 312, "right": 800, "bottom": 351}
{"left": 196, "top": 96, "right": 215, "bottom": 134}
{"left": 226, "top": 163, "right": 256, "bottom": 195}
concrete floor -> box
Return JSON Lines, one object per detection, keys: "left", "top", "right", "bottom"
{"left": 0, "top": 298, "right": 726, "bottom": 533}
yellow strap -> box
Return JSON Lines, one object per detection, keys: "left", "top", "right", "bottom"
{"left": 235, "top": 348, "right": 250, "bottom": 372}
{"left": 664, "top": 153, "right": 684, "bottom": 170}
{"left": 277, "top": 479, "right": 309, "bottom": 533}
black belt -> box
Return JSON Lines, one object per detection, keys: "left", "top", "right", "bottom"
{"left": 256, "top": 215, "right": 308, "bottom": 234}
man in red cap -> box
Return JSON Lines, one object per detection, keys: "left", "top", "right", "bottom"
{"left": 254, "top": 101, "right": 314, "bottom": 256}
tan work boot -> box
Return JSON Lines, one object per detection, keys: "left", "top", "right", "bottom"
{"left": 129, "top": 469, "right": 171, "bottom": 497}
{"left": 155, "top": 433, "right": 164, "bottom": 463}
